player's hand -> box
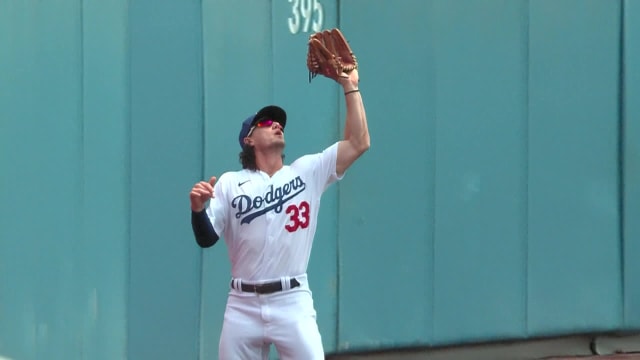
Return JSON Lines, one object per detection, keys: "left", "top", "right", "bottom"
{"left": 338, "top": 69, "right": 359, "bottom": 91}
{"left": 190, "top": 176, "right": 216, "bottom": 212}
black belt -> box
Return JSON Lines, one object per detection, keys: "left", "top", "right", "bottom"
{"left": 233, "top": 278, "right": 300, "bottom": 294}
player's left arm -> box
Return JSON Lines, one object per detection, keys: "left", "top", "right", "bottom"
{"left": 336, "top": 69, "right": 370, "bottom": 176}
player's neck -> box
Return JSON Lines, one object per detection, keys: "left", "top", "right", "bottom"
{"left": 255, "top": 149, "right": 284, "bottom": 177}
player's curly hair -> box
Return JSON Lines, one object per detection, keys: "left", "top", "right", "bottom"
{"left": 239, "top": 145, "right": 285, "bottom": 170}
{"left": 239, "top": 145, "right": 258, "bottom": 170}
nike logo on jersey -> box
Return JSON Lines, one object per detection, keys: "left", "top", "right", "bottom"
{"left": 232, "top": 176, "right": 306, "bottom": 225}
{"left": 238, "top": 180, "right": 250, "bottom": 187}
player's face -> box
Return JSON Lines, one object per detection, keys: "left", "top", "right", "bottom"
{"left": 246, "top": 119, "right": 285, "bottom": 150}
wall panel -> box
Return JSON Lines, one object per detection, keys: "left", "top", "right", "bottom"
{"left": 432, "top": 0, "right": 529, "bottom": 345}
{"left": 527, "top": 0, "right": 622, "bottom": 335}
{"left": 623, "top": 0, "right": 640, "bottom": 329}
{"left": 0, "top": 2, "right": 85, "bottom": 359}
{"left": 337, "top": 0, "right": 436, "bottom": 351}
{"left": 128, "top": 0, "right": 204, "bottom": 358}
{"left": 80, "top": 1, "right": 130, "bottom": 358}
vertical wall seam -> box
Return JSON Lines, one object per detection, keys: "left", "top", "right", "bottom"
{"left": 270, "top": 0, "right": 275, "bottom": 101}
{"left": 335, "top": 0, "right": 342, "bottom": 350}
{"left": 79, "top": 1, "right": 86, "bottom": 355}
{"left": 125, "top": 0, "right": 132, "bottom": 357}
{"left": 196, "top": 0, "right": 207, "bottom": 358}
{"left": 618, "top": 0, "right": 627, "bottom": 327}
{"left": 80, "top": 0, "right": 85, "bottom": 205}
{"left": 429, "top": 0, "right": 436, "bottom": 344}
{"left": 196, "top": 1, "right": 206, "bottom": 358}
{"left": 524, "top": 0, "right": 531, "bottom": 337}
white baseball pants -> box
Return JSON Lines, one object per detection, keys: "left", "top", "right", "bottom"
{"left": 218, "top": 274, "right": 324, "bottom": 360}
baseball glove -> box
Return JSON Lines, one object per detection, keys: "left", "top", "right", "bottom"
{"left": 307, "top": 28, "right": 358, "bottom": 82}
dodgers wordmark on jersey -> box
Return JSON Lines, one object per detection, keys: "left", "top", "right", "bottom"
{"left": 206, "top": 142, "right": 343, "bottom": 281}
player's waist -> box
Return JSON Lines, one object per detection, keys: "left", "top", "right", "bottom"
{"left": 230, "top": 273, "right": 307, "bottom": 295}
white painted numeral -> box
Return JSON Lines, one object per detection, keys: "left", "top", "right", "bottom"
{"left": 288, "top": 0, "right": 324, "bottom": 34}
{"left": 312, "top": 0, "right": 323, "bottom": 32}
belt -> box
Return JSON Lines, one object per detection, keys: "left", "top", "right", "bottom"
{"left": 233, "top": 278, "right": 300, "bottom": 294}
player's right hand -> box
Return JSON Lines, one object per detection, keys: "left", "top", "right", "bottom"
{"left": 189, "top": 176, "right": 216, "bottom": 212}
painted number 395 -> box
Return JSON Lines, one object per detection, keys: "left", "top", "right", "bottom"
{"left": 285, "top": 201, "right": 310, "bottom": 232}
{"left": 288, "top": 0, "right": 323, "bottom": 34}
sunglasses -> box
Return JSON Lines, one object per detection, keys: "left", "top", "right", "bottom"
{"left": 247, "top": 119, "right": 282, "bottom": 137}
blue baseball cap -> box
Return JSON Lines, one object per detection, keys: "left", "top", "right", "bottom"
{"left": 238, "top": 105, "right": 287, "bottom": 148}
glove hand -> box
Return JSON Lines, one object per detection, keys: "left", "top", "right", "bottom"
{"left": 307, "top": 28, "right": 358, "bottom": 83}
{"left": 337, "top": 68, "right": 359, "bottom": 90}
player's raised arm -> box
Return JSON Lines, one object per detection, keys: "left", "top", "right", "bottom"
{"left": 306, "top": 28, "right": 370, "bottom": 176}
{"left": 336, "top": 68, "right": 369, "bottom": 176}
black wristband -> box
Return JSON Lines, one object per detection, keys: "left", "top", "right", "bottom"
{"left": 344, "top": 89, "right": 360, "bottom": 95}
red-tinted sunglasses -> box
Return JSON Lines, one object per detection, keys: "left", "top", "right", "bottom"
{"left": 256, "top": 119, "right": 279, "bottom": 128}
{"left": 247, "top": 119, "right": 282, "bottom": 136}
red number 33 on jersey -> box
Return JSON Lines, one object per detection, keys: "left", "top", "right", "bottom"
{"left": 285, "top": 201, "right": 310, "bottom": 232}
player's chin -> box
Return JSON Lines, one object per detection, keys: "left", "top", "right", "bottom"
{"left": 270, "top": 139, "right": 285, "bottom": 150}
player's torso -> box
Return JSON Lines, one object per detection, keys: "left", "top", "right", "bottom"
{"left": 221, "top": 167, "right": 321, "bottom": 280}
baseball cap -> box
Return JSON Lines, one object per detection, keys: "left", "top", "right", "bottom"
{"left": 238, "top": 105, "right": 287, "bottom": 148}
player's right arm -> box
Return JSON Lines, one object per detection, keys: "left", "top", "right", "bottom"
{"left": 190, "top": 176, "right": 220, "bottom": 248}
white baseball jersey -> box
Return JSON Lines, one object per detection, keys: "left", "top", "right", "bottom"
{"left": 206, "top": 142, "right": 342, "bottom": 281}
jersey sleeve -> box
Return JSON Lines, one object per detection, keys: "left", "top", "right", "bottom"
{"left": 292, "top": 142, "right": 343, "bottom": 195}
{"left": 206, "top": 173, "right": 229, "bottom": 235}
{"left": 320, "top": 142, "right": 343, "bottom": 191}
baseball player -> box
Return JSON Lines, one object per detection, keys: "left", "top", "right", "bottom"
{"left": 189, "top": 30, "right": 368, "bottom": 359}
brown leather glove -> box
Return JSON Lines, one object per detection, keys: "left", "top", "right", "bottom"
{"left": 307, "top": 28, "right": 358, "bottom": 82}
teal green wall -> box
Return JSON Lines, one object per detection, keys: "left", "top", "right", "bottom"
{"left": 526, "top": 0, "right": 622, "bottom": 336}
{"left": 0, "top": 0, "right": 638, "bottom": 359}
{"left": 0, "top": 1, "right": 128, "bottom": 359}
{"left": 624, "top": 0, "right": 640, "bottom": 328}
{"left": 127, "top": 0, "right": 203, "bottom": 359}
